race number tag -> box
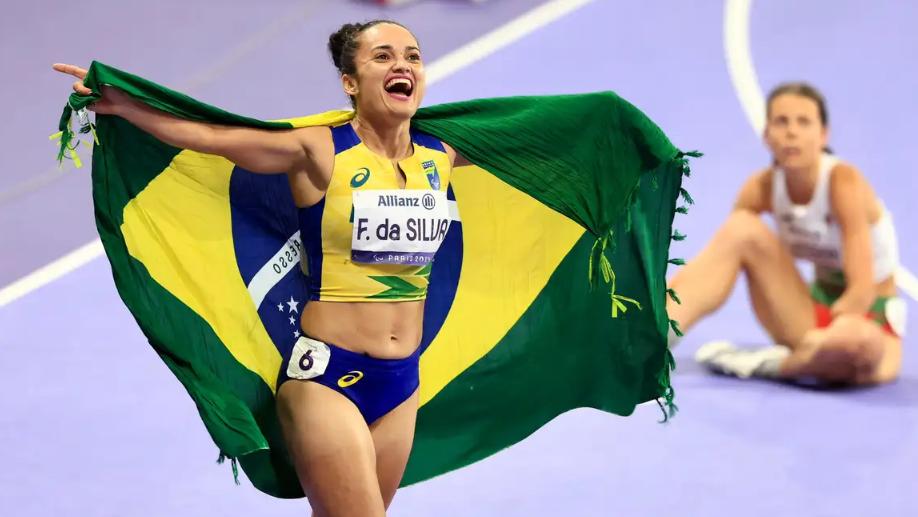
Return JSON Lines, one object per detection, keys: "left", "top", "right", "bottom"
{"left": 351, "top": 189, "right": 451, "bottom": 265}
{"left": 286, "top": 336, "right": 331, "bottom": 380}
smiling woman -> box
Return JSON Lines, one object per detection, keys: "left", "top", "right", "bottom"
{"left": 54, "top": 21, "right": 460, "bottom": 516}
{"left": 52, "top": 16, "right": 692, "bottom": 517}
{"left": 330, "top": 21, "right": 425, "bottom": 120}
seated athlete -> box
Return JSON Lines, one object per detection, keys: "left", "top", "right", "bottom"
{"left": 667, "top": 82, "right": 905, "bottom": 385}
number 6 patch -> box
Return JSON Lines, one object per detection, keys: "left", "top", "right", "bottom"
{"left": 287, "top": 336, "right": 331, "bottom": 380}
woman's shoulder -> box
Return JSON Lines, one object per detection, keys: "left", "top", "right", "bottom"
{"left": 733, "top": 167, "right": 775, "bottom": 213}
{"left": 290, "top": 125, "right": 337, "bottom": 156}
{"left": 827, "top": 157, "right": 862, "bottom": 181}
{"left": 750, "top": 166, "right": 775, "bottom": 190}
{"left": 826, "top": 157, "right": 873, "bottom": 195}
{"left": 826, "top": 158, "right": 885, "bottom": 221}
{"left": 293, "top": 124, "right": 336, "bottom": 137}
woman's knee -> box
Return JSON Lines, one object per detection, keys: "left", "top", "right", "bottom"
{"left": 720, "top": 210, "right": 776, "bottom": 256}
{"left": 822, "top": 316, "right": 885, "bottom": 365}
{"left": 827, "top": 316, "right": 876, "bottom": 349}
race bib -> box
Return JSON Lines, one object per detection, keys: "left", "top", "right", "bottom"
{"left": 286, "top": 336, "right": 331, "bottom": 380}
{"left": 351, "top": 189, "right": 452, "bottom": 265}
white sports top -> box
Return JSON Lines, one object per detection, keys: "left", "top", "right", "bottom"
{"left": 771, "top": 154, "right": 899, "bottom": 283}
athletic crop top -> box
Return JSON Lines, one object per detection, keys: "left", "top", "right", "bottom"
{"left": 772, "top": 153, "right": 899, "bottom": 283}
{"left": 298, "top": 123, "right": 455, "bottom": 302}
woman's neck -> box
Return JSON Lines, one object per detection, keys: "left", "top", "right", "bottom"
{"left": 782, "top": 158, "right": 821, "bottom": 204}
{"left": 352, "top": 114, "right": 413, "bottom": 161}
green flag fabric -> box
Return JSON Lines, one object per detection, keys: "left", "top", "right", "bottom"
{"left": 56, "top": 61, "right": 696, "bottom": 497}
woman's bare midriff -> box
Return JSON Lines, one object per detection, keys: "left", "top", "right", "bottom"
{"left": 299, "top": 300, "right": 425, "bottom": 359}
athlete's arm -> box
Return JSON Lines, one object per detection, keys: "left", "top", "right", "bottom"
{"left": 733, "top": 169, "right": 772, "bottom": 213}
{"left": 828, "top": 163, "right": 875, "bottom": 316}
{"left": 53, "top": 63, "right": 325, "bottom": 176}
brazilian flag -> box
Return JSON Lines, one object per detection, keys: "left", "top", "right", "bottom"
{"left": 55, "top": 62, "right": 696, "bottom": 497}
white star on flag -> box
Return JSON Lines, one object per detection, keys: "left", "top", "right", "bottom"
{"left": 277, "top": 302, "right": 284, "bottom": 312}
{"left": 289, "top": 316, "right": 296, "bottom": 325}
{"left": 287, "top": 296, "right": 299, "bottom": 314}
{"left": 294, "top": 330, "right": 301, "bottom": 338}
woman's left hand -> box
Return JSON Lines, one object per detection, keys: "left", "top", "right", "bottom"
{"left": 830, "top": 289, "right": 873, "bottom": 317}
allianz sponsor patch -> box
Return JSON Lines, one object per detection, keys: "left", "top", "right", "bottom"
{"left": 351, "top": 189, "right": 451, "bottom": 265}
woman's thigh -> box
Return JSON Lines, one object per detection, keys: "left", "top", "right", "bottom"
{"left": 277, "top": 380, "right": 386, "bottom": 517}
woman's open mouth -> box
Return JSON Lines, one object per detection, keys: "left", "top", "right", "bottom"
{"left": 384, "top": 76, "right": 414, "bottom": 101}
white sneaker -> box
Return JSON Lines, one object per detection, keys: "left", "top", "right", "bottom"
{"left": 695, "top": 340, "right": 790, "bottom": 379}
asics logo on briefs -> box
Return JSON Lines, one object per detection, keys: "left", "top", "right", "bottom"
{"left": 337, "top": 371, "right": 364, "bottom": 388}
{"left": 351, "top": 168, "right": 371, "bottom": 188}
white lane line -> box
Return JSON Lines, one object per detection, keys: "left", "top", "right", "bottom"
{"left": 425, "top": 0, "right": 596, "bottom": 85}
{"left": 724, "top": 0, "right": 765, "bottom": 134}
{"left": 0, "top": 239, "right": 104, "bottom": 307}
{"left": 1, "top": 1, "right": 325, "bottom": 207}
{"left": 895, "top": 266, "right": 918, "bottom": 302}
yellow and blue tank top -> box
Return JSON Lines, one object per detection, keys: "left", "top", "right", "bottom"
{"left": 298, "top": 123, "right": 453, "bottom": 302}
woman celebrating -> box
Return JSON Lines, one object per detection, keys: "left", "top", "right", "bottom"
{"left": 57, "top": 20, "right": 467, "bottom": 516}
{"left": 55, "top": 14, "right": 697, "bottom": 514}
{"left": 669, "top": 83, "right": 904, "bottom": 385}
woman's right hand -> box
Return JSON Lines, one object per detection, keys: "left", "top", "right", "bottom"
{"left": 52, "top": 63, "right": 128, "bottom": 115}
{"left": 50, "top": 62, "right": 327, "bottom": 179}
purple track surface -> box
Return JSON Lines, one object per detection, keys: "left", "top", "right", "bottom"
{"left": 2, "top": 1, "right": 916, "bottom": 515}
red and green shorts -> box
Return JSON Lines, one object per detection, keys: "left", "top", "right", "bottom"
{"left": 811, "top": 281, "right": 907, "bottom": 338}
